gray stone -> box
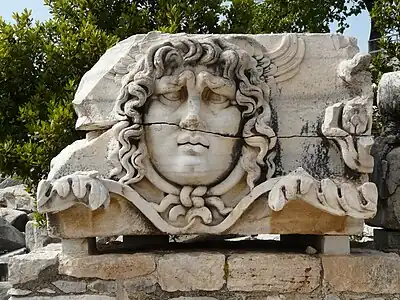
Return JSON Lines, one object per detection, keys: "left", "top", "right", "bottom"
{"left": 52, "top": 280, "right": 87, "bottom": 293}
{"left": 0, "top": 248, "right": 26, "bottom": 264}
{"left": 169, "top": 298, "right": 219, "bottom": 300}
{"left": 87, "top": 280, "right": 116, "bottom": 294}
{"left": 227, "top": 253, "right": 321, "bottom": 293}
{"left": 374, "top": 229, "right": 400, "bottom": 250}
{"left": 7, "top": 288, "right": 32, "bottom": 296}
{"left": 9, "top": 296, "right": 115, "bottom": 300}
{"left": 0, "top": 208, "right": 29, "bottom": 232}
{"left": 0, "top": 178, "right": 21, "bottom": 189}
{"left": 157, "top": 253, "right": 225, "bottom": 292}
{"left": 0, "top": 184, "right": 33, "bottom": 211}
{"left": 122, "top": 275, "right": 157, "bottom": 293}
{"left": 0, "top": 217, "right": 25, "bottom": 251}
{"left": 320, "top": 235, "right": 350, "bottom": 254}
{"left": 368, "top": 71, "right": 400, "bottom": 230}
{"left": 25, "top": 221, "right": 60, "bottom": 252}
{"left": 0, "top": 282, "right": 12, "bottom": 300}
{"left": 8, "top": 243, "right": 60, "bottom": 285}
{"left": 38, "top": 288, "right": 56, "bottom": 294}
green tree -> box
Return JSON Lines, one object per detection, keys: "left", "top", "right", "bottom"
{"left": 0, "top": 0, "right": 380, "bottom": 192}
{"left": 370, "top": 0, "right": 400, "bottom": 79}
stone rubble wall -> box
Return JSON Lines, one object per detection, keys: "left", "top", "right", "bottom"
{"left": 4, "top": 244, "right": 400, "bottom": 300}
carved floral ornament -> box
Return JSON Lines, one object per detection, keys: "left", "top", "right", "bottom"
{"left": 37, "top": 34, "right": 378, "bottom": 234}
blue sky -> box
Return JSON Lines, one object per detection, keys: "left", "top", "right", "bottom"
{"left": 0, "top": 0, "right": 371, "bottom": 52}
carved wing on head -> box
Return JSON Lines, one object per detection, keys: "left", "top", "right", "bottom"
{"left": 265, "top": 34, "right": 306, "bottom": 83}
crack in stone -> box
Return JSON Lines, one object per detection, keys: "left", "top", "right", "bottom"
{"left": 133, "top": 122, "right": 372, "bottom": 139}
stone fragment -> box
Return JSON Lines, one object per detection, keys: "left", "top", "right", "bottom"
{"left": 227, "top": 253, "right": 321, "bottom": 292}
{"left": 122, "top": 275, "right": 157, "bottom": 293}
{"left": 0, "top": 178, "right": 21, "bottom": 189}
{"left": 7, "top": 288, "right": 32, "bottom": 296}
{"left": 9, "top": 296, "right": 115, "bottom": 300}
{"left": 157, "top": 253, "right": 225, "bottom": 292}
{"left": 319, "top": 236, "right": 350, "bottom": 254}
{"left": 0, "top": 282, "right": 12, "bottom": 300}
{"left": 52, "top": 280, "right": 87, "bottom": 293}
{"left": 0, "top": 184, "right": 33, "bottom": 211}
{"left": 8, "top": 243, "right": 60, "bottom": 285}
{"left": 59, "top": 253, "right": 156, "bottom": 280}
{"left": 25, "top": 221, "right": 60, "bottom": 252}
{"left": 322, "top": 253, "right": 400, "bottom": 294}
{"left": 0, "top": 248, "right": 26, "bottom": 264}
{"left": 38, "top": 288, "right": 56, "bottom": 294}
{"left": 87, "top": 280, "right": 117, "bottom": 294}
{"left": 0, "top": 217, "right": 25, "bottom": 251}
{"left": 0, "top": 208, "right": 29, "bottom": 232}
{"left": 169, "top": 298, "right": 219, "bottom": 300}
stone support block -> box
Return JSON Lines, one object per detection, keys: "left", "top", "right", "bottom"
{"left": 319, "top": 235, "right": 350, "bottom": 254}
{"left": 61, "top": 238, "right": 96, "bottom": 256}
{"left": 226, "top": 253, "right": 321, "bottom": 293}
{"left": 59, "top": 253, "right": 156, "bottom": 280}
{"left": 8, "top": 243, "right": 60, "bottom": 285}
{"left": 322, "top": 252, "right": 400, "bottom": 294}
{"left": 157, "top": 253, "right": 225, "bottom": 292}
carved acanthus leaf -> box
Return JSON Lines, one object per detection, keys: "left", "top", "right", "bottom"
{"left": 322, "top": 101, "right": 374, "bottom": 174}
{"left": 37, "top": 171, "right": 110, "bottom": 213}
{"left": 268, "top": 168, "right": 377, "bottom": 219}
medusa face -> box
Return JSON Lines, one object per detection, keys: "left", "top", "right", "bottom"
{"left": 144, "top": 66, "right": 243, "bottom": 186}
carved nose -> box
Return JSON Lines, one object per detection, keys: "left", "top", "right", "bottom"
{"left": 179, "top": 113, "right": 201, "bottom": 130}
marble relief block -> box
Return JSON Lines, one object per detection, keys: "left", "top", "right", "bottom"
{"left": 36, "top": 33, "right": 377, "bottom": 237}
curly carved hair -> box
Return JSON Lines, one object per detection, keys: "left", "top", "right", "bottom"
{"left": 110, "top": 37, "right": 276, "bottom": 189}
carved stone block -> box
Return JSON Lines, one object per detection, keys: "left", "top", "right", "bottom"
{"left": 36, "top": 33, "right": 377, "bottom": 239}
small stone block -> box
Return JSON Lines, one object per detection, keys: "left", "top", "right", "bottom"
{"left": 320, "top": 235, "right": 349, "bottom": 255}
{"left": 157, "top": 253, "right": 225, "bottom": 292}
{"left": 52, "top": 280, "right": 87, "bottom": 293}
{"left": 62, "top": 238, "right": 95, "bottom": 256}
{"left": 374, "top": 229, "right": 400, "bottom": 250}
{"left": 227, "top": 253, "right": 321, "bottom": 292}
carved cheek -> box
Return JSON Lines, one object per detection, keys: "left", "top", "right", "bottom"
{"left": 205, "top": 106, "right": 242, "bottom": 135}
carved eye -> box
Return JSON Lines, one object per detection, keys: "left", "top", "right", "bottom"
{"left": 206, "top": 91, "right": 230, "bottom": 110}
{"left": 162, "top": 90, "right": 182, "bottom": 102}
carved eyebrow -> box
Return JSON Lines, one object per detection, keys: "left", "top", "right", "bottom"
{"left": 197, "top": 71, "right": 236, "bottom": 100}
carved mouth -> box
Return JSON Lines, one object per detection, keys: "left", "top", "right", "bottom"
{"left": 178, "top": 142, "right": 209, "bottom": 148}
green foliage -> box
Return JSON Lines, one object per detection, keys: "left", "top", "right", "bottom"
{"left": 370, "top": 0, "right": 400, "bottom": 80}
{"left": 222, "top": 0, "right": 366, "bottom": 34}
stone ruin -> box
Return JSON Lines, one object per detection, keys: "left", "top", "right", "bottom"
{"left": 4, "top": 33, "right": 400, "bottom": 300}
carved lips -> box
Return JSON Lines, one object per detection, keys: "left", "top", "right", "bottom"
{"left": 177, "top": 132, "right": 210, "bottom": 154}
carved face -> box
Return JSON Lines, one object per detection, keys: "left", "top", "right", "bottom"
{"left": 144, "top": 67, "right": 242, "bottom": 186}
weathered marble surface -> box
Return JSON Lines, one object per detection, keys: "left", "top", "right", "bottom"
{"left": 36, "top": 33, "right": 377, "bottom": 236}
{"left": 368, "top": 71, "right": 400, "bottom": 230}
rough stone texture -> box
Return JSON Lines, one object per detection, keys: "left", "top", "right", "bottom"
{"left": 368, "top": 71, "right": 400, "bottom": 230}
{"left": 227, "top": 253, "right": 321, "bottom": 292}
{"left": 59, "top": 253, "right": 156, "bottom": 280}
{"left": 9, "top": 296, "right": 115, "bottom": 300}
{"left": 25, "top": 221, "right": 60, "bottom": 252}
{"left": 7, "top": 288, "right": 32, "bottom": 296}
{"left": 122, "top": 275, "right": 157, "bottom": 293}
{"left": 157, "top": 253, "right": 225, "bottom": 292}
{"left": 87, "top": 280, "right": 117, "bottom": 294}
{"left": 0, "top": 217, "right": 25, "bottom": 251}
{"left": 322, "top": 253, "right": 400, "bottom": 294}
{"left": 320, "top": 236, "right": 350, "bottom": 254}
{"left": 52, "top": 280, "right": 87, "bottom": 293}
{"left": 8, "top": 243, "right": 60, "bottom": 285}
{"left": 374, "top": 229, "right": 400, "bottom": 250}
{"left": 0, "top": 208, "right": 28, "bottom": 232}
{"left": 0, "top": 184, "right": 33, "bottom": 211}
{"left": 169, "top": 298, "right": 219, "bottom": 300}
{"left": 0, "top": 282, "right": 12, "bottom": 300}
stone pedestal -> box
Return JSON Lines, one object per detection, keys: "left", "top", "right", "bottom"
{"left": 6, "top": 244, "right": 400, "bottom": 300}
